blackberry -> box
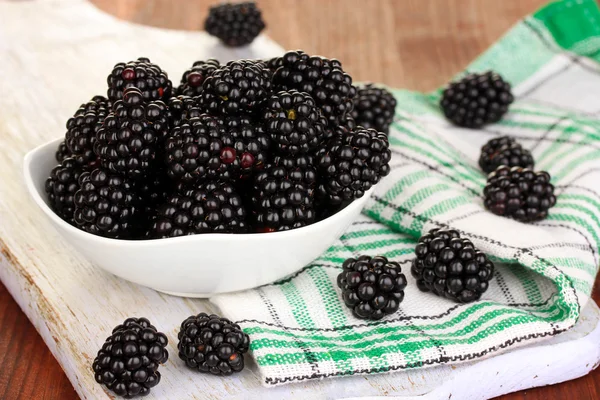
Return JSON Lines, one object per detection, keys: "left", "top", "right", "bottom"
{"left": 263, "top": 90, "right": 327, "bottom": 154}
{"left": 56, "top": 140, "right": 72, "bottom": 163}
{"left": 440, "top": 71, "right": 514, "bottom": 128}
{"left": 107, "top": 57, "right": 172, "bottom": 102}
{"left": 167, "top": 95, "right": 204, "bottom": 128}
{"left": 178, "top": 313, "right": 250, "bottom": 376}
{"left": 262, "top": 56, "right": 282, "bottom": 73}
{"left": 73, "top": 168, "right": 140, "bottom": 239}
{"left": 92, "top": 317, "right": 168, "bottom": 398}
{"left": 204, "top": 2, "right": 265, "bottom": 47}
{"left": 479, "top": 136, "right": 534, "bottom": 174}
{"left": 198, "top": 60, "right": 272, "bottom": 116}
{"left": 316, "top": 128, "right": 391, "bottom": 205}
{"left": 136, "top": 170, "right": 172, "bottom": 230}
{"left": 250, "top": 163, "right": 316, "bottom": 232}
{"left": 484, "top": 166, "right": 556, "bottom": 222}
{"left": 165, "top": 114, "right": 269, "bottom": 184}
{"left": 273, "top": 50, "right": 357, "bottom": 128}
{"left": 149, "top": 181, "right": 247, "bottom": 238}
{"left": 45, "top": 158, "right": 84, "bottom": 224}
{"left": 65, "top": 95, "right": 111, "bottom": 170}
{"left": 411, "top": 228, "right": 495, "bottom": 303}
{"left": 176, "top": 59, "right": 220, "bottom": 97}
{"left": 95, "top": 88, "right": 169, "bottom": 180}
{"left": 337, "top": 255, "right": 407, "bottom": 320}
{"left": 351, "top": 84, "right": 396, "bottom": 134}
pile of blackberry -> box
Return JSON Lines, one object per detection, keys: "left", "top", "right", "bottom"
{"left": 47, "top": 50, "right": 392, "bottom": 239}
{"left": 205, "top": 2, "right": 266, "bottom": 47}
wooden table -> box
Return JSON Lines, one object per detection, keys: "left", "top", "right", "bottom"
{"left": 1, "top": 0, "right": 599, "bottom": 398}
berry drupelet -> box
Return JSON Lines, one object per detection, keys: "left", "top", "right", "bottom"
{"left": 250, "top": 162, "right": 316, "bottom": 232}
{"left": 263, "top": 90, "right": 327, "bottom": 154}
{"left": 411, "top": 228, "right": 495, "bottom": 303}
{"left": 479, "top": 136, "right": 534, "bottom": 174}
{"left": 167, "top": 95, "right": 205, "bottom": 128}
{"left": 337, "top": 255, "right": 407, "bottom": 320}
{"left": 197, "top": 60, "right": 272, "bottom": 116}
{"left": 204, "top": 2, "right": 266, "bottom": 47}
{"left": 92, "top": 317, "right": 168, "bottom": 398}
{"left": 45, "top": 158, "right": 84, "bottom": 224}
{"left": 351, "top": 84, "right": 397, "bottom": 134}
{"left": 65, "top": 95, "right": 111, "bottom": 169}
{"left": 176, "top": 59, "right": 220, "bottom": 97}
{"left": 316, "top": 127, "right": 391, "bottom": 205}
{"left": 95, "top": 88, "right": 169, "bottom": 180}
{"left": 440, "top": 71, "right": 513, "bottom": 128}
{"left": 165, "top": 114, "right": 269, "bottom": 185}
{"left": 73, "top": 168, "right": 140, "bottom": 239}
{"left": 178, "top": 313, "right": 250, "bottom": 376}
{"left": 484, "top": 166, "right": 556, "bottom": 222}
{"left": 55, "top": 140, "right": 72, "bottom": 163}
{"left": 149, "top": 181, "right": 247, "bottom": 238}
{"left": 262, "top": 56, "right": 282, "bottom": 73}
{"left": 273, "top": 50, "right": 357, "bottom": 128}
{"left": 107, "top": 57, "right": 172, "bottom": 102}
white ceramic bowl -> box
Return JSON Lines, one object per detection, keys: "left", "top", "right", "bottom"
{"left": 24, "top": 138, "right": 374, "bottom": 297}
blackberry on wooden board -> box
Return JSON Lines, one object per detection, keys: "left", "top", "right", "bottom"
{"left": 351, "top": 83, "right": 397, "bottom": 134}
{"left": 107, "top": 57, "right": 172, "bottom": 102}
{"left": 45, "top": 158, "right": 84, "bottom": 224}
{"left": 263, "top": 90, "right": 327, "bottom": 154}
{"left": 250, "top": 163, "right": 316, "bottom": 232}
{"left": 479, "top": 136, "right": 534, "bottom": 174}
{"left": 149, "top": 181, "right": 247, "bottom": 238}
{"left": 197, "top": 60, "right": 272, "bottom": 116}
{"left": 440, "top": 71, "right": 513, "bottom": 128}
{"left": 337, "top": 255, "right": 407, "bottom": 320}
{"left": 178, "top": 313, "right": 250, "bottom": 376}
{"left": 94, "top": 88, "right": 169, "bottom": 180}
{"left": 411, "top": 228, "right": 495, "bottom": 303}
{"left": 92, "top": 317, "right": 168, "bottom": 398}
{"left": 205, "top": 2, "right": 266, "bottom": 47}
{"left": 484, "top": 166, "right": 556, "bottom": 222}
{"left": 273, "top": 50, "right": 357, "bottom": 128}
{"left": 65, "top": 95, "right": 111, "bottom": 170}
{"left": 316, "top": 127, "right": 391, "bottom": 206}
{"left": 73, "top": 168, "right": 140, "bottom": 239}
{"left": 176, "top": 59, "right": 220, "bottom": 97}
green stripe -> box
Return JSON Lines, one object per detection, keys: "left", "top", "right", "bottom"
{"left": 306, "top": 267, "right": 349, "bottom": 327}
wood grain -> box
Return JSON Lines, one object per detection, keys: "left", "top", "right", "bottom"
{"left": 1, "top": 0, "right": 599, "bottom": 399}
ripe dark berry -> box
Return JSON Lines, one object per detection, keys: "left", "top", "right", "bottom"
{"left": 73, "top": 168, "right": 140, "bottom": 239}
{"left": 351, "top": 84, "right": 396, "bottom": 134}
{"left": 262, "top": 56, "right": 282, "bottom": 73}
{"left": 412, "top": 228, "right": 495, "bottom": 303}
{"left": 176, "top": 59, "right": 220, "bottom": 97}
{"left": 107, "top": 57, "right": 172, "bottom": 102}
{"left": 316, "top": 128, "right": 391, "bottom": 205}
{"left": 95, "top": 88, "right": 169, "bottom": 180}
{"left": 440, "top": 71, "right": 513, "bottom": 128}
{"left": 479, "top": 136, "right": 534, "bottom": 174}
{"left": 178, "top": 313, "right": 250, "bottom": 376}
{"left": 165, "top": 114, "right": 269, "bottom": 184}
{"left": 250, "top": 163, "right": 316, "bottom": 232}
{"left": 166, "top": 95, "right": 205, "bottom": 128}
{"left": 149, "top": 181, "right": 247, "bottom": 238}
{"left": 484, "top": 166, "right": 556, "bottom": 222}
{"left": 198, "top": 60, "right": 272, "bottom": 115}
{"left": 136, "top": 169, "right": 172, "bottom": 231}
{"left": 273, "top": 50, "right": 357, "bottom": 128}
{"left": 263, "top": 90, "right": 327, "bottom": 154}
{"left": 92, "top": 317, "right": 168, "bottom": 398}
{"left": 337, "top": 255, "right": 407, "bottom": 320}
{"left": 55, "top": 140, "right": 72, "bottom": 164}
{"left": 45, "top": 158, "right": 84, "bottom": 224}
{"left": 65, "top": 95, "right": 111, "bottom": 169}
{"left": 204, "top": 2, "right": 265, "bottom": 47}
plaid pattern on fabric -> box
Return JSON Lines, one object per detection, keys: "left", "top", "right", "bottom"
{"left": 212, "top": 0, "right": 600, "bottom": 386}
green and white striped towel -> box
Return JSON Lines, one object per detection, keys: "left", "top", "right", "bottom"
{"left": 213, "top": 0, "right": 600, "bottom": 386}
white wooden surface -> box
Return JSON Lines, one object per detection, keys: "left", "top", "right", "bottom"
{"left": 0, "top": 1, "right": 599, "bottom": 399}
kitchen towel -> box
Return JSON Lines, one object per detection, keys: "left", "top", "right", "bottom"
{"left": 213, "top": 0, "right": 600, "bottom": 386}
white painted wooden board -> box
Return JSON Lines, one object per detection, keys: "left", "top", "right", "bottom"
{"left": 0, "top": 0, "right": 599, "bottom": 399}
